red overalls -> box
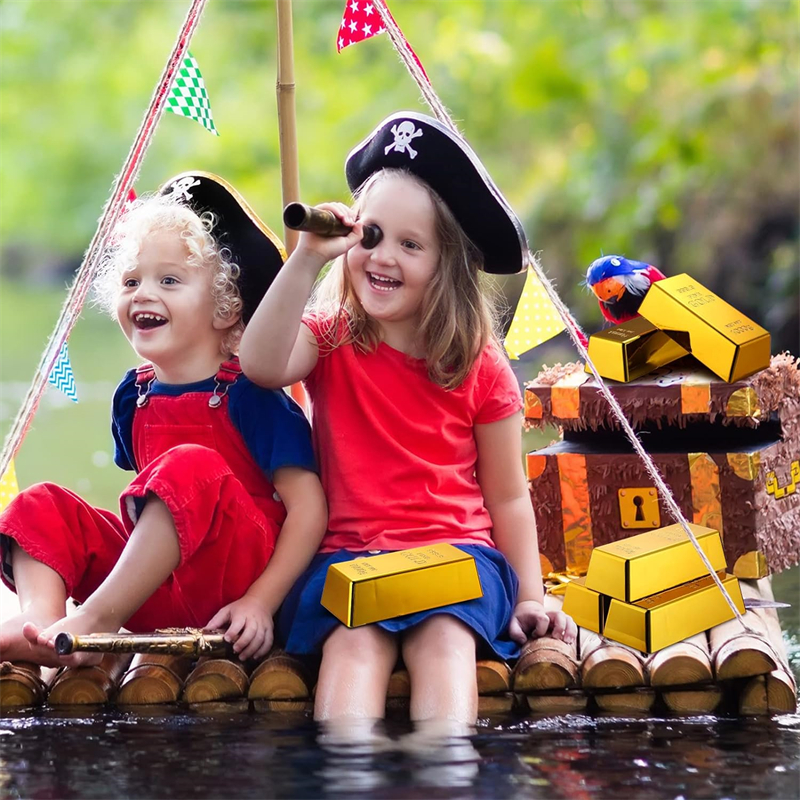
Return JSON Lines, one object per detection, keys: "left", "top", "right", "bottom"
{"left": 0, "top": 360, "right": 283, "bottom": 630}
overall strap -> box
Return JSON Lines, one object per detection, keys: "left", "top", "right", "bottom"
{"left": 135, "top": 364, "right": 156, "bottom": 408}
{"left": 210, "top": 356, "right": 242, "bottom": 408}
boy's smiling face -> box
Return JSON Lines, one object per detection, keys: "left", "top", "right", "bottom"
{"left": 116, "top": 229, "right": 234, "bottom": 382}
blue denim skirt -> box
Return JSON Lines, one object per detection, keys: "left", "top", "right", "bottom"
{"left": 277, "top": 544, "right": 521, "bottom": 660}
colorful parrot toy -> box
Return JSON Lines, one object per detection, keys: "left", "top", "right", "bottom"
{"left": 584, "top": 255, "right": 666, "bottom": 324}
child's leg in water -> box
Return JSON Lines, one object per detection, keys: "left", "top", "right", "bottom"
{"left": 22, "top": 494, "right": 181, "bottom": 666}
{"left": 402, "top": 614, "right": 478, "bottom": 725}
{"left": 314, "top": 625, "right": 398, "bottom": 720}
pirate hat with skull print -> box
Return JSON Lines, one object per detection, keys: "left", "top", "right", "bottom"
{"left": 159, "top": 171, "right": 286, "bottom": 323}
{"left": 345, "top": 112, "right": 528, "bottom": 275}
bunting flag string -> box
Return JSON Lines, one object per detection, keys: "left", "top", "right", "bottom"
{"left": 165, "top": 52, "right": 218, "bottom": 136}
{"left": 504, "top": 267, "right": 566, "bottom": 359}
{"left": 48, "top": 342, "right": 79, "bottom": 402}
{"left": 0, "top": 460, "right": 19, "bottom": 514}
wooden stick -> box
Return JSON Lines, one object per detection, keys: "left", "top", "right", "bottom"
{"left": 0, "top": 662, "right": 51, "bottom": 710}
{"left": 49, "top": 653, "right": 133, "bottom": 705}
{"left": 116, "top": 653, "right": 193, "bottom": 705}
{"left": 595, "top": 688, "right": 656, "bottom": 713}
{"left": 523, "top": 690, "right": 588, "bottom": 715}
{"left": 477, "top": 694, "right": 515, "bottom": 715}
{"left": 477, "top": 660, "right": 512, "bottom": 694}
{"left": 276, "top": 0, "right": 300, "bottom": 255}
{"left": 710, "top": 580, "right": 781, "bottom": 680}
{"left": 183, "top": 658, "right": 251, "bottom": 704}
{"left": 662, "top": 686, "right": 723, "bottom": 715}
{"left": 579, "top": 628, "right": 646, "bottom": 689}
{"left": 647, "top": 633, "right": 714, "bottom": 687}
{"left": 513, "top": 594, "right": 579, "bottom": 692}
{"left": 739, "top": 670, "right": 797, "bottom": 715}
{"left": 248, "top": 649, "right": 312, "bottom": 702}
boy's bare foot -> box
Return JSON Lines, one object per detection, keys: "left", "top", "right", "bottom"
{"left": 0, "top": 611, "right": 66, "bottom": 667}
{"left": 22, "top": 607, "right": 121, "bottom": 667}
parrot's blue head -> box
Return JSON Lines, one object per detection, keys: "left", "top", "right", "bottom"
{"left": 584, "top": 255, "right": 649, "bottom": 288}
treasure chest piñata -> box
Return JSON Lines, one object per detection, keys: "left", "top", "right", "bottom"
{"left": 525, "top": 353, "right": 800, "bottom": 579}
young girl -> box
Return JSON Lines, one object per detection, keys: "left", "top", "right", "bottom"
{"left": 0, "top": 172, "right": 327, "bottom": 667}
{"left": 240, "top": 113, "right": 576, "bottom": 725}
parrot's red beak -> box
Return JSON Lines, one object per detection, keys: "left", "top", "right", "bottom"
{"left": 591, "top": 277, "right": 626, "bottom": 302}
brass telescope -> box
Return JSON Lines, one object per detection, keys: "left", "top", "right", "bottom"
{"left": 55, "top": 628, "right": 233, "bottom": 658}
{"left": 283, "top": 202, "right": 382, "bottom": 249}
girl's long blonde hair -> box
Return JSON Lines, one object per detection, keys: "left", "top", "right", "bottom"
{"left": 309, "top": 169, "right": 500, "bottom": 389}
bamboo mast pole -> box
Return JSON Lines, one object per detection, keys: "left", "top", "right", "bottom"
{"left": 275, "top": 0, "right": 307, "bottom": 409}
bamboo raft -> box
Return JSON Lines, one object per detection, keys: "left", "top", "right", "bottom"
{"left": 0, "top": 579, "right": 795, "bottom": 717}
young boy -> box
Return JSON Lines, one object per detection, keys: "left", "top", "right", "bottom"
{"left": 0, "top": 172, "right": 327, "bottom": 667}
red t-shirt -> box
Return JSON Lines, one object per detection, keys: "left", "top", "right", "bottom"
{"left": 303, "top": 316, "right": 523, "bottom": 552}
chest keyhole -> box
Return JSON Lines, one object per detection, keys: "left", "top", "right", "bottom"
{"left": 633, "top": 495, "right": 645, "bottom": 521}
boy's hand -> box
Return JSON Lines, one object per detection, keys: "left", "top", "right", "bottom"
{"left": 508, "top": 600, "right": 577, "bottom": 646}
{"left": 206, "top": 596, "right": 274, "bottom": 661}
{"left": 295, "top": 202, "right": 363, "bottom": 265}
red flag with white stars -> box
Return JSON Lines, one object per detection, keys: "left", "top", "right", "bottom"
{"left": 337, "top": 0, "right": 384, "bottom": 52}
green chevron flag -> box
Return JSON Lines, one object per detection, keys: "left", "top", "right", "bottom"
{"left": 165, "top": 52, "right": 218, "bottom": 136}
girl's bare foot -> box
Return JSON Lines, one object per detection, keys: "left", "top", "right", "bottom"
{"left": 0, "top": 611, "right": 66, "bottom": 667}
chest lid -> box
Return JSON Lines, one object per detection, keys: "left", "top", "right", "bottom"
{"left": 524, "top": 353, "right": 799, "bottom": 434}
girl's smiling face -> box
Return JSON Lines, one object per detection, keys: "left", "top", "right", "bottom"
{"left": 345, "top": 174, "right": 440, "bottom": 347}
{"left": 116, "top": 229, "right": 230, "bottom": 380}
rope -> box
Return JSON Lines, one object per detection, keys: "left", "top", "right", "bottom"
{"left": 0, "top": 0, "right": 209, "bottom": 481}
{"left": 374, "top": 0, "right": 753, "bottom": 633}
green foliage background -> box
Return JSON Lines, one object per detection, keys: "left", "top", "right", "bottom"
{"left": 0, "top": 0, "right": 798, "bottom": 510}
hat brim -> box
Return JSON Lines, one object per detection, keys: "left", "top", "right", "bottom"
{"left": 345, "top": 112, "right": 528, "bottom": 275}
{"left": 159, "top": 171, "right": 286, "bottom": 323}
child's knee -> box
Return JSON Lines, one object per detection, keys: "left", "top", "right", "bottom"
{"left": 404, "top": 615, "right": 476, "bottom": 660}
{"left": 322, "top": 625, "right": 396, "bottom": 664}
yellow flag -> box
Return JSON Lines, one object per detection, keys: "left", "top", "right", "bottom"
{"left": 0, "top": 460, "right": 19, "bottom": 513}
{"left": 504, "top": 267, "right": 565, "bottom": 359}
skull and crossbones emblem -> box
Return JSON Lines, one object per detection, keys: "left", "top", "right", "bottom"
{"left": 384, "top": 121, "right": 423, "bottom": 159}
{"left": 167, "top": 176, "right": 201, "bottom": 202}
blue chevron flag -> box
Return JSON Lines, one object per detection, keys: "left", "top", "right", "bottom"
{"left": 48, "top": 341, "right": 78, "bottom": 402}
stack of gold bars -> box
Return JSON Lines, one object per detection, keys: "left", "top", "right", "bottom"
{"left": 562, "top": 522, "right": 745, "bottom": 653}
{"left": 586, "top": 273, "right": 771, "bottom": 383}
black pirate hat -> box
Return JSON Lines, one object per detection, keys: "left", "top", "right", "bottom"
{"left": 159, "top": 171, "right": 285, "bottom": 323}
{"left": 345, "top": 112, "right": 528, "bottom": 275}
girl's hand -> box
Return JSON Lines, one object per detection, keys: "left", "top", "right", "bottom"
{"left": 206, "top": 595, "right": 275, "bottom": 661}
{"left": 294, "top": 202, "right": 363, "bottom": 266}
{"left": 508, "top": 600, "right": 577, "bottom": 646}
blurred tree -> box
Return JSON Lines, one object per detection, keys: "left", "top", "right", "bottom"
{"left": 0, "top": 0, "right": 797, "bottom": 348}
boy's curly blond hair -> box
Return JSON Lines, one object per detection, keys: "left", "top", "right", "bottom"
{"left": 94, "top": 192, "right": 244, "bottom": 354}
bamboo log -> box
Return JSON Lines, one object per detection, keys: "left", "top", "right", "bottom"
{"left": 182, "top": 658, "right": 251, "bottom": 704}
{"left": 477, "top": 660, "right": 512, "bottom": 694}
{"left": 710, "top": 580, "right": 781, "bottom": 680}
{"left": 477, "top": 694, "right": 515, "bottom": 715}
{"left": 48, "top": 653, "right": 133, "bottom": 705}
{"left": 595, "top": 688, "right": 656, "bottom": 713}
{"left": 116, "top": 653, "right": 193, "bottom": 705}
{"left": 248, "top": 649, "right": 312, "bottom": 701}
{"left": 579, "top": 628, "right": 646, "bottom": 689}
{"left": 513, "top": 594, "right": 579, "bottom": 692}
{"left": 0, "top": 662, "right": 51, "bottom": 710}
{"left": 662, "top": 686, "right": 723, "bottom": 715}
{"left": 523, "top": 690, "right": 588, "bottom": 715}
{"left": 387, "top": 669, "right": 410, "bottom": 698}
{"left": 739, "top": 670, "right": 797, "bottom": 715}
{"left": 647, "top": 633, "right": 714, "bottom": 687}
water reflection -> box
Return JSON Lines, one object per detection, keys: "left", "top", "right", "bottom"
{"left": 1, "top": 709, "right": 798, "bottom": 799}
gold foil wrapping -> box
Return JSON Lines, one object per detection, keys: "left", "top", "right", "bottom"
{"left": 524, "top": 390, "right": 543, "bottom": 421}
{"left": 526, "top": 453, "right": 547, "bottom": 481}
{"left": 638, "top": 274, "right": 771, "bottom": 383}
{"left": 689, "top": 453, "right": 723, "bottom": 537}
{"left": 556, "top": 453, "right": 594, "bottom": 575}
{"left": 726, "top": 387, "right": 761, "bottom": 419}
{"left": 681, "top": 382, "right": 711, "bottom": 415}
{"left": 727, "top": 452, "right": 761, "bottom": 481}
{"left": 584, "top": 523, "right": 726, "bottom": 602}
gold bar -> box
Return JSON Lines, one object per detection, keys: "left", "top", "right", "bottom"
{"left": 562, "top": 577, "right": 608, "bottom": 633}
{"left": 603, "top": 572, "right": 745, "bottom": 653}
{"left": 320, "top": 544, "right": 483, "bottom": 628}
{"left": 585, "top": 316, "right": 689, "bottom": 382}
{"left": 584, "top": 523, "right": 726, "bottom": 602}
{"left": 638, "top": 274, "right": 771, "bottom": 382}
